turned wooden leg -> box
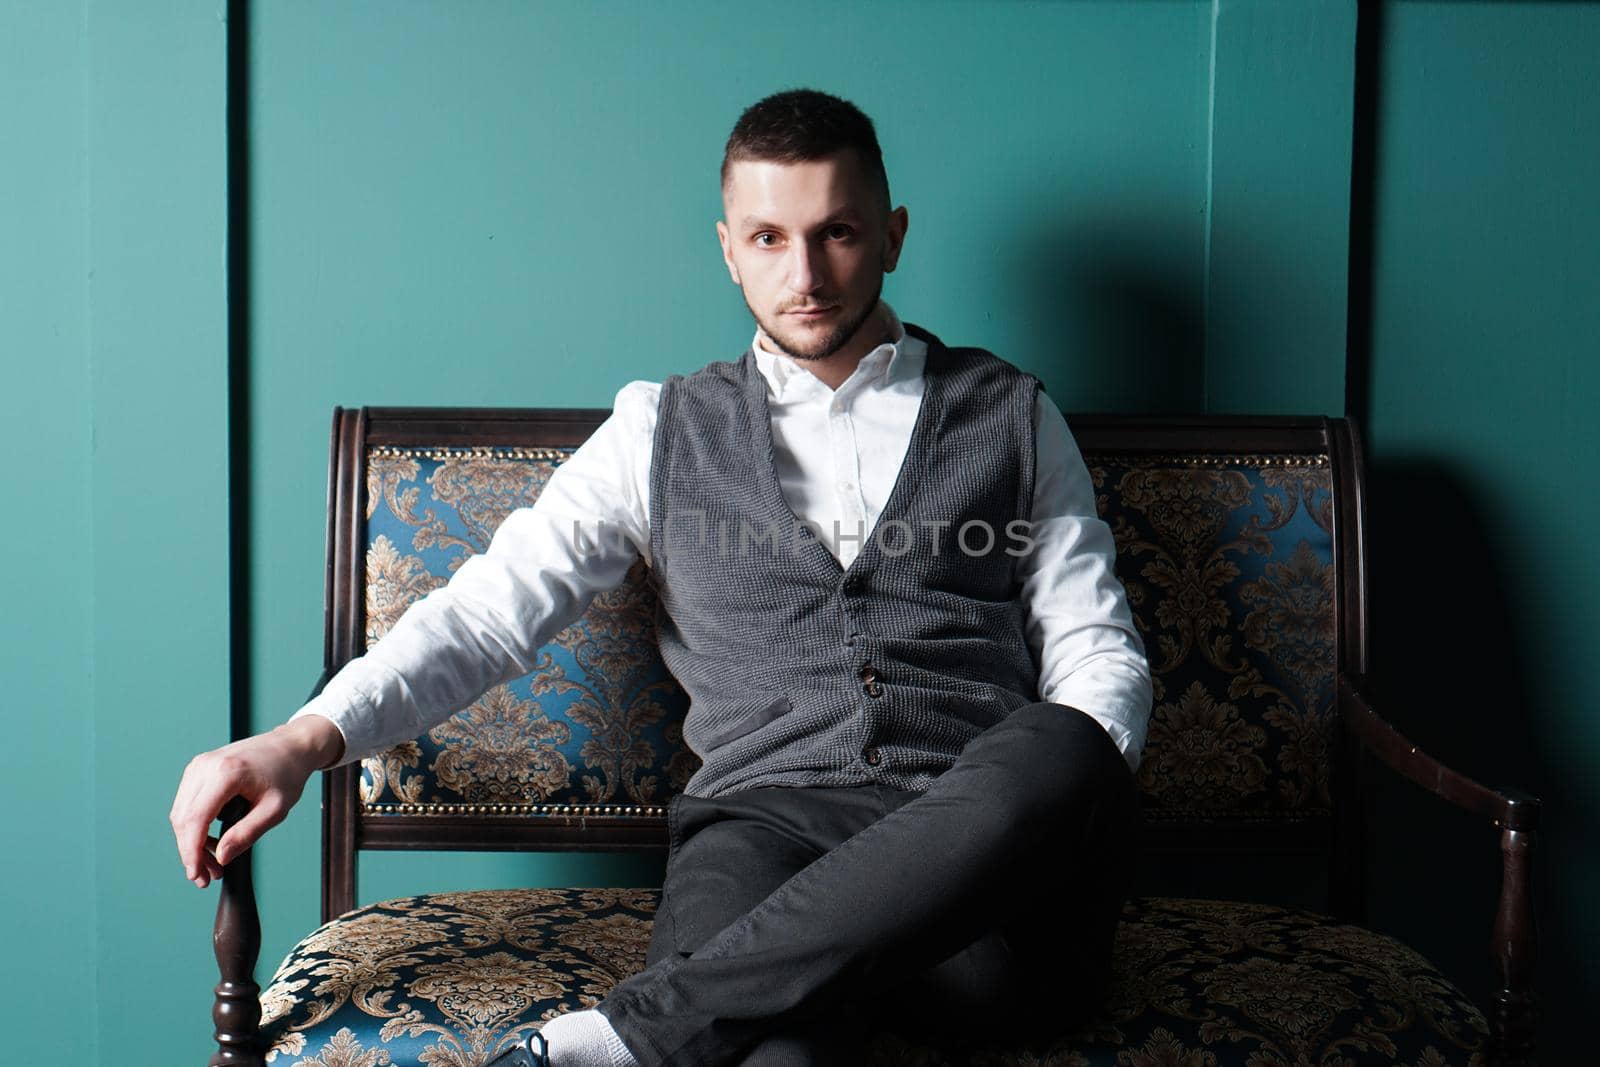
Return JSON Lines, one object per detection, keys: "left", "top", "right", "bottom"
{"left": 210, "top": 797, "right": 265, "bottom": 1067}
{"left": 1488, "top": 820, "right": 1538, "bottom": 1066}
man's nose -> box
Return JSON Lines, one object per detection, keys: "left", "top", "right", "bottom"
{"left": 787, "top": 240, "right": 825, "bottom": 294}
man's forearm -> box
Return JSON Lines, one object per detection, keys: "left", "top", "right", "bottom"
{"left": 273, "top": 712, "right": 346, "bottom": 772}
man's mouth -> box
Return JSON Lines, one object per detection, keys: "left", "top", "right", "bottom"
{"left": 785, "top": 305, "right": 838, "bottom": 317}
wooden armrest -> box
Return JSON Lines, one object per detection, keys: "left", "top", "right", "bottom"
{"left": 1338, "top": 672, "right": 1539, "bottom": 831}
{"left": 1338, "top": 672, "right": 1539, "bottom": 1066}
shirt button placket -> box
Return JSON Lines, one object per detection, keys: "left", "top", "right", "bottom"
{"left": 830, "top": 400, "right": 864, "bottom": 565}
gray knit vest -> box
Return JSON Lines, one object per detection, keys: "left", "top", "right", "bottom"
{"left": 649, "top": 323, "right": 1044, "bottom": 798}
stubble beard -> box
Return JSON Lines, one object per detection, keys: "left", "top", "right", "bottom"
{"left": 747, "top": 281, "right": 884, "bottom": 363}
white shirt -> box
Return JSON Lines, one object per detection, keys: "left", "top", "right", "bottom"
{"left": 293, "top": 306, "right": 1152, "bottom": 772}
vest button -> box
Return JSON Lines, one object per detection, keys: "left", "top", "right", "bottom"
{"left": 862, "top": 746, "right": 882, "bottom": 766}
{"left": 863, "top": 681, "right": 883, "bottom": 698}
{"left": 857, "top": 662, "right": 877, "bottom": 682}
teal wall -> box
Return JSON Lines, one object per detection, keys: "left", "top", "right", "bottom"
{"left": 3, "top": 2, "right": 231, "bottom": 1064}
{"left": 1359, "top": 0, "right": 1600, "bottom": 1044}
{"left": 2, "top": 1, "right": 1589, "bottom": 1061}
{"left": 2, "top": 2, "right": 98, "bottom": 1058}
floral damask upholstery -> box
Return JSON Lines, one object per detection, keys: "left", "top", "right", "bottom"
{"left": 1092, "top": 458, "right": 1338, "bottom": 823}
{"left": 254, "top": 441, "right": 1490, "bottom": 1064}
{"left": 259, "top": 891, "right": 1486, "bottom": 1066}
{"left": 356, "top": 447, "right": 1338, "bottom": 823}
{"left": 359, "top": 447, "right": 696, "bottom": 813}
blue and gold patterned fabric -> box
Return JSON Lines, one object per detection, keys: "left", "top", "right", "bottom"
{"left": 1093, "top": 456, "right": 1337, "bottom": 823}
{"left": 259, "top": 892, "right": 1487, "bottom": 1065}
{"left": 357, "top": 447, "right": 1338, "bottom": 822}
{"left": 359, "top": 447, "right": 696, "bottom": 813}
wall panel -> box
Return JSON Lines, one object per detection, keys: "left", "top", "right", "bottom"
{"left": 1363, "top": 3, "right": 1600, "bottom": 1055}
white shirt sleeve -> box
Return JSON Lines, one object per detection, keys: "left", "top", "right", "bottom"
{"left": 1019, "top": 393, "right": 1153, "bottom": 773}
{"left": 289, "top": 380, "right": 660, "bottom": 766}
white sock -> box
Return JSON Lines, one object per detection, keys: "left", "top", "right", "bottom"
{"left": 540, "top": 1008, "right": 640, "bottom": 1067}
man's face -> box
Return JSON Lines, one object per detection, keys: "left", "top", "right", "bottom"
{"left": 716, "top": 151, "right": 908, "bottom": 363}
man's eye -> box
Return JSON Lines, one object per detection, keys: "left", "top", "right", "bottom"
{"left": 824, "top": 225, "right": 855, "bottom": 241}
{"left": 753, "top": 233, "right": 780, "bottom": 248}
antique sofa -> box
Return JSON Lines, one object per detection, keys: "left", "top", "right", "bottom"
{"left": 207, "top": 408, "right": 1539, "bottom": 1066}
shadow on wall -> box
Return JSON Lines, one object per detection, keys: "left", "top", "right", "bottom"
{"left": 1361, "top": 457, "right": 1581, "bottom": 1060}
{"left": 1015, "top": 213, "right": 1204, "bottom": 414}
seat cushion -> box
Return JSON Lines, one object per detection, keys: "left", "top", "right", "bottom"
{"left": 259, "top": 892, "right": 1488, "bottom": 1066}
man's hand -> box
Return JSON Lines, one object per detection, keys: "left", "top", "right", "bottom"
{"left": 169, "top": 715, "right": 345, "bottom": 888}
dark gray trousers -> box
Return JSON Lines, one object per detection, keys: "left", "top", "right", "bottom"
{"left": 598, "top": 701, "right": 1140, "bottom": 1066}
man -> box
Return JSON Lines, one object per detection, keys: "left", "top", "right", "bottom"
{"left": 171, "top": 89, "right": 1150, "bottom": 1067}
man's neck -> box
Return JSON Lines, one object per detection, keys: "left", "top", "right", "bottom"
{"left": 759, "top": 304, "right": 896, "bottom": 392}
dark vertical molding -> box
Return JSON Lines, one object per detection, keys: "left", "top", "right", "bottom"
{"left": 227, "top": 0, "right": 252, "bottom": 742}
{"left": 1345, "top": 1, "right": 1383, "bottom": 435}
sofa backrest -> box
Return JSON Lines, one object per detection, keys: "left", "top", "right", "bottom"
{"left": 319, "top": 408, "right": 1368, "bottom": 921}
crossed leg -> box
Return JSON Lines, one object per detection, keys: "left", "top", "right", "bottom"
{"left": 601, "top": 702, "right": 1139, "bottom": 1067}
{"left": 640, "top": 784, "right": 884, "bottom": 1064}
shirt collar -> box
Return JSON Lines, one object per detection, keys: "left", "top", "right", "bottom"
{"left": 751, "top": 302, "right": 923, "bottom": 402}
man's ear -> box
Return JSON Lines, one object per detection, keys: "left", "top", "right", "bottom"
{"left": 715, "top": 220, "right": 740, "bottom": 285}
{"left": 882, "top": 206, "right": 909, "bottom": 273}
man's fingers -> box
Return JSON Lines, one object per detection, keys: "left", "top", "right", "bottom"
{"left": 202, "top": 835, "right": 224, "bottom": 880}
{"left": 173, "top": 775, "right": 242, "bottom": 880}
{"left": 214, "top": 795, "right": 286, "bottom": 867}
{"left": 185, "top": 835, "right": 225, "bottom": 889}
{"left": 169, "top": 766, "right": 205, "bottom": 875}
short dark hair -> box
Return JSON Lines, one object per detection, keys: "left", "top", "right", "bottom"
{"left": 721, "top": 89, "right": 891, "bottom": 209}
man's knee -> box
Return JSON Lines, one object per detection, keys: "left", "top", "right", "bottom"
{"left": 999, "top": 700, "right": 1127, "bottom": 778}
{"left": 972, "top": 702, "right": 1133, "bottom": 830}
{"left": 1021, "top": 699, "right": 1123, "bottom": 749}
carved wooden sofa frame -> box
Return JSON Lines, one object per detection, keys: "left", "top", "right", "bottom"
{"left": 207, "top": 408, "right": 1539, "bottom": 1066}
